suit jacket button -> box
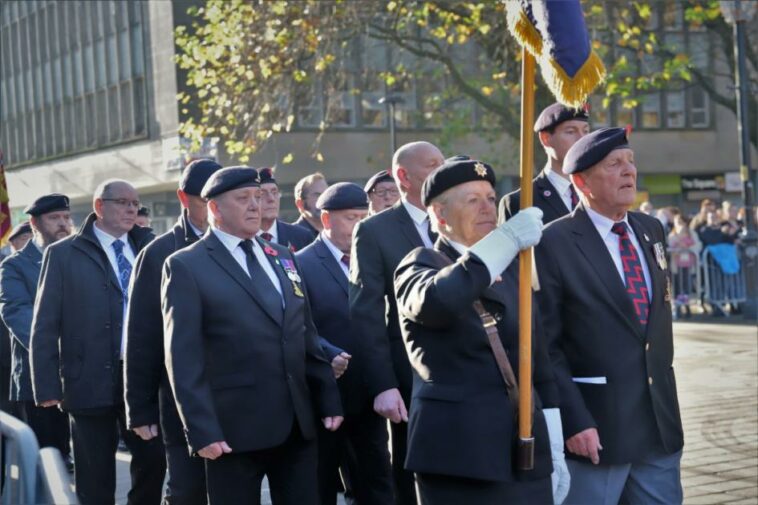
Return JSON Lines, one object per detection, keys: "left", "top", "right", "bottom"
{"left": 648, "top": 377, "right": 653, "bottom": 385}
{"left": 105, "top": 323, "right": 111, "bottom": 329}
{"left": 645, "top": 343, "right": 650, "bottom": 351}
{"left": 286, "top": 373, "right": 292, "bottom": 381}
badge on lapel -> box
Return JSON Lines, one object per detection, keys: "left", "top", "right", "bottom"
{"left": 653, "top": 242, "right": 668, "bottom": 270}
{"left": 664, "top": 277, "right": 672, "bottom": 303}
{"left": 279, "top": 258, "right": 305, "bottom": 298}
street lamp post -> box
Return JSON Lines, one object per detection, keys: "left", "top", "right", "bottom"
{"left": 721, "top": 0, "right": 758, "bottom": 321}
{"left": 378, "top": 95, "right": 405, "bottom": 156}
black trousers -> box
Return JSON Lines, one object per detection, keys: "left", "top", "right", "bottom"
{"left": 204, "top": 424, "right": 317, "bottom": 505}
{"left": 317, "top": 406, "right": 393, "bottom": 505}
{"left": 70, "top": 403, "right": 166, "bottom": 505}
{"left": 164, "top": 443, "right": 207, "bottom": 505}
{"left": 20, "top": 401, "right": 70, "bottom": 456}
{"left": 415, "top": 473, "right": 552, "bottom": 505}
{"left": 390, "top": 417, "right": 417, "bottom": 505}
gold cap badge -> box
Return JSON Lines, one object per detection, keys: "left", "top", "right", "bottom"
{"left": 474, "top": 162, "right": 488, "bottom": 177}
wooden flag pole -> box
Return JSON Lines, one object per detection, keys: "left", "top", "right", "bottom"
{"left": 517, "top": 46, "right": 536, "bottom": 471}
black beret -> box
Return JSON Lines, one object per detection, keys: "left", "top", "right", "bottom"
{"left": 534, "top": 102, "right": 589, "bottom": 132}
{"left": 317, "top": 182, "right": 369, "bottom": 211}
{"left": 200, "top": 166, "right": 260, "bottom": 200}
{"left": 24, "top": 193, "right": 70, "bottom": 216}
{"left": 445, "top": 154, "right": 471, "bottom": 162}
{"left": 258, "top": 167, "right": 277, "bottom": 185}
{"left": 137, "top": 206, "right": 150, "bottom": 217}
{"left": 8, "top": 221, "right": 32, "bottom": 241}
{"left": 364, "top": 170, "right": 394, "bottom": 193}
{"left": 563, "top": 127, "right": 630, "bottom": 175}
{"left": 422, "top": 159, "right": 496, "bottom": 207}
{"left": 180, "top": 159, "right": 223, "bottom": 196}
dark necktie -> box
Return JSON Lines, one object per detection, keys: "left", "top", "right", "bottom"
{"left": 111, "top": 240, "right": 132, "bottom": 303}
{"left": 569, "top": 185, "right": 579, "bottom": 209}
{"left": 239, "top": 239, "right": 283, "bottom": 321}
{"left": 611, "top": 222, "right": 650, "bottom": 327}
{"left": 341, "top": 254, "right": 350, "bottom": 268}
{"left": 424, "top": 216, "right": 438, "bottom": 245}
{"left": 261, "top": 232, "right": 274, "bottom": 242}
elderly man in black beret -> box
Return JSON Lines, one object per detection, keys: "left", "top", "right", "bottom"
{"left": 0, "top": 195, "right": 74, "bottom": 471}
{"left": 30, "top": 180, "right": 163, "bottom": 504}
{"left": 256, "top": 167, "right": 315, "bottom": 251}
{"left": 364, "top": 170, "right": 400, "bottom": 215}
{"left": 500, "top": 102, "right": 590, "bottom": 224}
{"left": 124, "top": 158, "right": 222, "bottom": 504}
{"left": 535, "top": 127, "right": 684, "bottom": 504}
{"left": 296, "top": 182, "right": 393, "bottom": 505}
{"left": 393, "top": 158, "right": 568, "bottom": 504}
{"left": 162, "top": 167, "right": 343, "bottom": 505}
{"left": 8, "top": 222, "right": 33, "bottom": 252}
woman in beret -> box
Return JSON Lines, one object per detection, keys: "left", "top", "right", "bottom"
{"left": 393, "top": 158, "right": 569, "bottom": 504}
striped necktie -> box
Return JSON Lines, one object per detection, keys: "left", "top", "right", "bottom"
{"left": 611, "top": 222, "right": 650, "bottom": 327}
{"left": 111, "top": 240, "right": 132, "bottom": 302}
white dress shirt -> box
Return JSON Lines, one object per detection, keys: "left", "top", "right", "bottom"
{"left": 188, "top": 219, "right": 205, "bottom": 239}
{"left": 92, "top": 223, "right": 136, "bottom": 358}
{"left": 321, "top": 233, "right": 349, "bottom": 277}
{"left": 401, "top": 198, "right": 434, "bottom": 248}
{"left": 586, "top": 207, "right": 653, "bottom": 301}
{"left": 256, "top": 221, "right": 279, "bottom": 242}
{"left": 212, "top": 227, "right": 284, "bottom": 300}
{"left": 544, "top": 166, "right": 574, "bottom": 212}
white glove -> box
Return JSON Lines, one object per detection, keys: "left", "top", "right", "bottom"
{"left": 544, "top": 408, "right": 570, "bottom": 505}
{"left": 469, "top": 207, "right": 544, "bottom": 283}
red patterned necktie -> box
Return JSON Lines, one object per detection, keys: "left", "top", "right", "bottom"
{"left": 611, "top": 222, "right": 649, "bottom": 326}
{"left": 261, "top": 232, "right": 274, "bottom": 242}
{"left": 341, "top": 254, "right": 350, "bottom": 268}
{"left": 569, "top": 185, "right": 579, "bottom": 209}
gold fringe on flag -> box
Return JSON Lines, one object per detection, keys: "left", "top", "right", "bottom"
{"left": 539, "top": 50, "right": 606, "bottom": 109}
{"left": 505, "top": 3, "right": 543, "bottom": 57}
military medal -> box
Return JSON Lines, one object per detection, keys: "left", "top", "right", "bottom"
{"left": 664, "top": 277, "right": 672, "bottom": 303}
{"left": 280, "top": 259, "right": 305, "bottom": 297}
{"left": 653, "top": 242, "right": 667, "bottom": 270}
{"left": 643, "top": 233, "right": 650, "bottom": 242}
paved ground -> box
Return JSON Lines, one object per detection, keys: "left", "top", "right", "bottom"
{"left": 110, "top": 320, "right": 757, "bottom": 504}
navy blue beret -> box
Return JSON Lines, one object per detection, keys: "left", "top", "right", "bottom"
{"left": 258, "top": 167, "right": 277, "bottom": 185}
{"left": 422, "top": 159, "right": 496, "bottom": 207}
{"left": 364, "top": 170, "right": 394, "bottom": 193}
{"left": 24, "top": 193, "right": 70, "bottom": 216}
{"left": 563, "top": 127, "right": 630, "bottom": 175}
{"left": 534, "top": 102, "right": 589, "bottom": 132}
{"left": 180, "top": 159, "right": 223, "bottom": 196}
{"left": 200, "top": 166, "right": 260, "bottom": 199}
{"left": 137, "top": 206, "right": 150, "bottom": 217}
{"left": 445, "top": 154, "right": 471, "bottom": 162}
{"left": 317, "top": 182, "right": 369, "bottom": 211}
{"left": 8, "top": 221, "right": 32, "bottom": 241}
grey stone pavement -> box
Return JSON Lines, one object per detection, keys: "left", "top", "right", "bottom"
{"left": 112, "top": 320, "right": 757, "bottom": 504}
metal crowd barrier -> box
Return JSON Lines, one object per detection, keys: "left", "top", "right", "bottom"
{"left": 1, "top": 411, "right": 78, "bottom": 505}
{"left": 701, "top": 246, "right": 747, "bottom": 315}
{"left": 668, "top": 247, "right": 702, "bottom": 316}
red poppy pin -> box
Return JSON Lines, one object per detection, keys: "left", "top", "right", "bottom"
{"left": 263, "top": 245, "right": 278, "bottom": 257}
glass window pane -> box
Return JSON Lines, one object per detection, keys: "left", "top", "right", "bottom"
{"left": 73, "top": 49, "right": 82, "bottom": 95}
{"left": 662, "top": 1, "right": 682, "bottom": 30}
{"left": 130, "top": 25, "right": 143, "bottom": 76}
{"left": 690, "top": 87, "right": 709, "bottom": 128}
{"left": 689, "top": 33, "right": 709, "bottom": 71}
{"left": 84, "top": 43, "right": 94, "bottom": 92}
{"left": 666, "top": 91, "right": 685, "bottom": 128}
{"left": 617, "top": 104, "right": 635, "bottom": 127}
{"left": 107, "top": 35, "right": 118, "bottom": 85}
{"left": 96, "top": 38, "right": 106, "bottom": 87}
{"left": 641, "top": 93, "right": 660, "bottom": 128}
{"left": 589, "top": 95, "right": 608, "bottom": 127}
{"left": 118, "top": 29, "right": 130, "bottom": 81}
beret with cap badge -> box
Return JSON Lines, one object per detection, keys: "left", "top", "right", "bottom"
{"left": 421, "top": 158, "right": 496, "bottom": 207}
{"left": 200, "top": 166, "right": 260, "bottom": 200}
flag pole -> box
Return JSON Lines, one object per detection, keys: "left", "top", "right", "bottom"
{"left": 517, "top": 46, "right": 536, "bottom": 471}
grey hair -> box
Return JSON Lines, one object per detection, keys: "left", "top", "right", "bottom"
{"left": 391, "top": 141, "right": 438, "bottom": 174}
{"left": 92, "top": 179, "right": 135, "bottom": 202}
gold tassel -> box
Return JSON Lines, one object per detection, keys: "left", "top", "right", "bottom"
{"left": 539, "top": 51, "right": 607, "bottom": 108}
{"left": 506, "top": 5, "right": 543, "bottom": 56}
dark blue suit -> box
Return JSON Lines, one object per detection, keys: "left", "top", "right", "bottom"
{"left": 297, "top": 236, "right": 393, "bottom": 505}
{"left": 276, "top": 220, "right": 316, "bottom": 252}
{"left": 0, "top": 241, "right": 70, "bottom": 456}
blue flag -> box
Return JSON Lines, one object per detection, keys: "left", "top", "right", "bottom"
{"left": 506, "top": 0, "right": 606, "bottom": 108}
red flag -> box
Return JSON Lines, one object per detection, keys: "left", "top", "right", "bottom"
{"left": 0, "top": 149, "right": 11, "bottom": 246}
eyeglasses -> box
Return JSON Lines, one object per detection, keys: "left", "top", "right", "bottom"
{"left": 102, "top": 198, "right": 141, "bottom": 208}
{"left": 372, "top": 188, "right": 399, "bottom": 198}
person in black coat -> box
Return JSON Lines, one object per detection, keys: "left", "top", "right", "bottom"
{"left": 30, "top": 180, "right": 165, "bottom": 505}
{"left": 393, "top": 158, "right": 568, "bottom": 504}
{"left": 350, "top": 141, "right": 445, "bottom": 505}
{"left": 499, "top": 103, "right": 590, "bottom": 224}
{"left": 162, "top": 167, "right": 343, "bottom": 505}
{"left": 257, "top": 167, "right": 315, "bottom": 251}
{"left": 0, "top": 195, "right": 73, "bottom": 469}
{"left": 292, "top": 172, "right": 328, "bottom": 242}
{"left": 535, "top": 128, "right": 684, "bottom": 504}
{"left": 296, "top": 183, "right": 393, "bottom": 505}
{"left": 124, "top": 159, "right": 222, "bottom": 505}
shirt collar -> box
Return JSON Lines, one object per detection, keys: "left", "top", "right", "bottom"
{"left": 257, "top": 221, "right": 277, "bottom": 238}
{"left": 93, "top": 221, "right": 129, "bottom": 249}
{"left": 586, "top": 206, "right": 629, "bottom": 240}
{"left": 447, "top": 239, "right": 469, "bottom": 256}
{"left": 401, "top": 197, "right": 428, "bottom": 225}
{"left": 544, "top": 165, "right": 571, "bottom": 195}
{"left": 187, "top": 220, "right": 205, "bottom": 239}
{"left": 321, "top": 233, "right": 346, "bottom": 265}
{"left": 212, "top": 226, "right": 255, "bottom": 254}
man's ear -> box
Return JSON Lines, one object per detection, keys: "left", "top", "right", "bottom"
{"left": 571, "top": 173, "right": 588, "bottom": 196}
{"left": 321, "top": 210, "right": 331, "bottom": 230}
{"left": 538, "top": 131, "right": 552, "bottom": 149}
{"left": 395, "top": 166, "right": 411, "bottom": 192}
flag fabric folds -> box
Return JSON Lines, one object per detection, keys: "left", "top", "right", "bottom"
{"left": 0, "top": 150, "right": 11, "bottom": 246}
{"left": 506, "top": 0, "right": 606, "bottom": 108}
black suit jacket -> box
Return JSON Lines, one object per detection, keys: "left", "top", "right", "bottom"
{"left": 393, "top": 238, "right": 555, "bottom": 482}
{"left": 296, "top": 236, "right": 370, "bottom": 416}
{"left": 349, "top": 200, "right": 425, "bottom": 400}
{"left": 31, "top": 214, "right": 154, "bottom": 411}
{"left": 292, "top": 216, "right": 319, "bottom": 244}
{"left": 162, "top": 231, "right": 342, "bottom": 454}
{"left": 275, "top": 220, "right": 315, "bottom": 252}
{"left": 124, "top": 211, "right": 199, "bottom": 446}
{"left": 535, "top": 205, "right": 684, "bottom": 465}
{"left": 498, "top": 169, "right": 570, "bottom": 224}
